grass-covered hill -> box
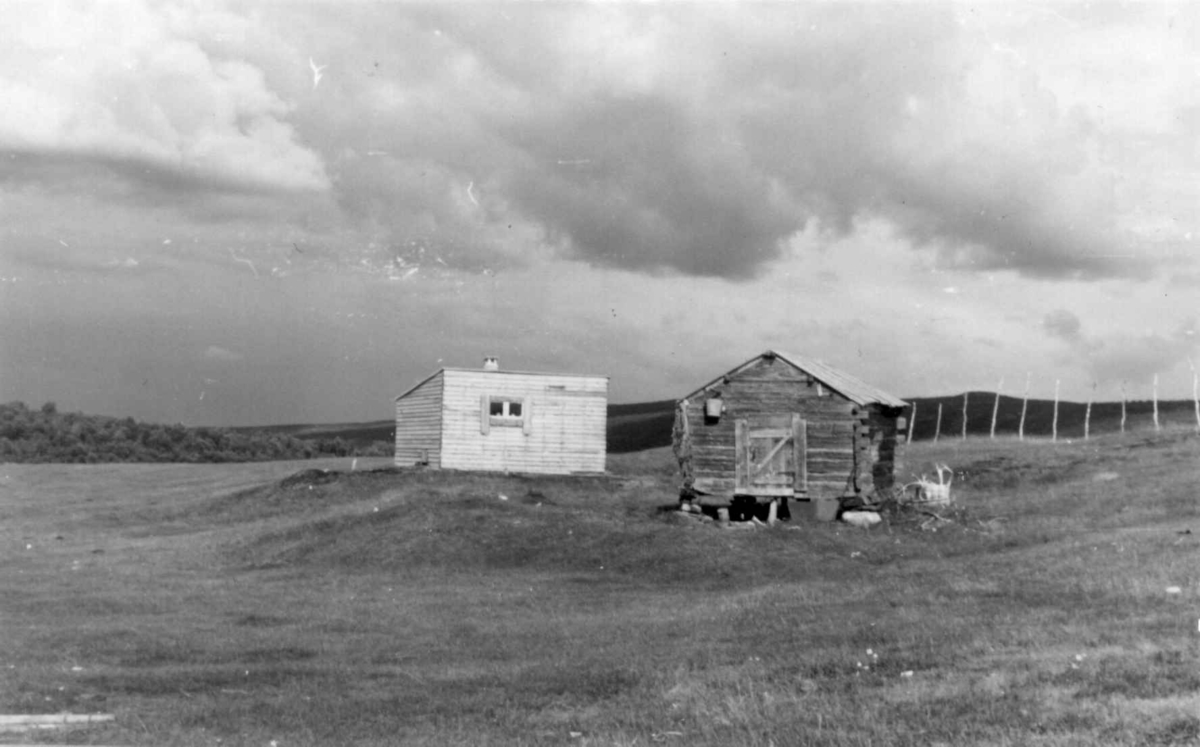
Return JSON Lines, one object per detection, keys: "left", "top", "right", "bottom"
{"left": 0, "top": 399, "right": 678, "bottom": 463}
{"left": 3, "top": 430, "right": 1199, "bottom": 745}
{"left": 5, "top": 392, "right": 1195, "bottom": 464}
{"left": 603, "top": 394, "right": 1200, "bottom": 451}
{"left": 233, "top": 399, "right": 679, "bottom": 454}
{"left": 0, "top": 401, "right": 389, "bottom": 463}
{"left": 230, "top": 399, "right": 678, "bottom": 455}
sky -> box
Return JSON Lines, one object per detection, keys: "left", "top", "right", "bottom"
{"left": 2, "top": 1, "right": 1199, "bottom": 427}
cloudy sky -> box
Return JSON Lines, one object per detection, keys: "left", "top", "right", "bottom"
{"left": 2, "top": 1, "right": 1198, "bottom": 427}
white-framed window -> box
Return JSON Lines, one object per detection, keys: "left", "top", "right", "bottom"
{"left": 489, "top": 397, "right": 523, "bottom": 419}
{"left": 480, "top": 395, "right": 532, "bottom": 434}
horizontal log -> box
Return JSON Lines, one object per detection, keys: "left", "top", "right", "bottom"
{"left": 688, "top": 430, "right": 855, "bottom": 445}
{"left": 807, "top": 484, "right": 856, "bottom": 494}
{"left": 687, "top": 457, "right": 858, "bottom": 472}
{"left": 685, "top": 399, "right": 854, "bottom": 413}
{"left": 685, "top": 408, "right": 857, "bottom": 421}
{"left": 690, "top": 468, "right": 855, "bottom": 482}
{"left": 691, "top": 395, "right": 855, "bottom": 411}
{"left": 808, "top": 461, "right": 854, "bottom": 473}
{"left": 688, "top": 438, "right": 856, "bottom": 453}
{"left": 693, "top": 477, "right": 736, "bottom": 492}
{"left": 686, "top": 451, "right": 855, "bottom": 467}
{"left": 719, "top": 405, "right": 856, "bottom": 418}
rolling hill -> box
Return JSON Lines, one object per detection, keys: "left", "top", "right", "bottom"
{"left": 233, "top": 400, "right": 679, "bottom": 455}
{"left": 239, "top": 394, "right": 1199, "bottom": 456}
{"left": 5, "top": 431, "right": 1200, "bottom": 744}
{"left": 8, "top": 393, "right": 1194, "bottom": 464}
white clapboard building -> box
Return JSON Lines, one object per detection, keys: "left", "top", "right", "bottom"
{"left": 394, "top": 358, "right": 608, "bottom": 474}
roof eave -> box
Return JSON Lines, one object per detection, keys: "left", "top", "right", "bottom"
{"left": 677, "top": 350, "right": 908, "bottom": 408}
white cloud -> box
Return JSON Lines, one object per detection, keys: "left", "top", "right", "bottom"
{"left": 0, "top": 2, "right": 328, "bottom": 192}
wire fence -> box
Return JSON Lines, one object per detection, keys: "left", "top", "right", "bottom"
{"left": 904, "top": 370, "right": 1200, "bottom": 443}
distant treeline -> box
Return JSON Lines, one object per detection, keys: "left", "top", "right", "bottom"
{"left": 0, "top": 402, "right": 392, "bottom": 463}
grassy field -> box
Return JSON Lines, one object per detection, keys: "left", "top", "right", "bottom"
{"left": 2, "top": 433, "right": 1199, "bottom": 746}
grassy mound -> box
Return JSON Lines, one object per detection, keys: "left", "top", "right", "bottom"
{"left": 3, "top": 432, "right": 1200, "bottom": 746}
{"left": 219, "top": 468, "right": 863, "bottom": 589}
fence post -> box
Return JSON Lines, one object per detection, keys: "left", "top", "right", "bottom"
{"left": 1052, "top": 379, "right": 1060, "bottom": 442}
{"left": 991, "top": 378, "right": 1003, "bottom": 439}
{"left": 962, "top": 391, "right": 969, "bottom": 440}
{"left": 1120, "top": 382, "right": 1127, "bottom": 435}
{"left": 1018, "top": 372, "right": 1031, "bottom": 441}
{"left": 1153, "top": 374, "right": 1161, "bottom": 431}
{"left": 907, "top": 401, "right": 916, "bottom": 443}
{"left": 934, "top": 402, "right": 943, "bottom": 443}
{"left": 1084, "top": 383, "right": 1094, "bottom": 441}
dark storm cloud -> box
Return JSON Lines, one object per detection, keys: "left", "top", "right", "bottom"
{"left": 879, "top": 153, "right": 1131, "bottom": 280}
{"left": 1043, "top": 309, "right": 1083, "bottom": 342}
{"left": 500, "top": 95, "right": 797, "bottom": 278}
{"left": 1, "top": 2, "right": 1184, "bottom": 285}
{"left": 1087, "top": 332, "right": 1198, "bottom": 385}
{"left": 1055, "top": 313, "right": 1200, "bottom": 386}
{"left": 301, "top": 3, "right": 1141, "bottom": 282}
{"left": 1039, "top": 304, "right": 1197, "bottom": 385}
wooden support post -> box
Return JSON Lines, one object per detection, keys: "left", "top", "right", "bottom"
{"left": 907, "top": 401, "right": 916, "bottom": 443}
{"left": 718, "top": 507, "right": 729, "bottom": 524}
{"left": 767, "top": 499, "right": 779, "bottom": 526}
{"left": 961, "top": 391, "right": 969, "bottom": 440}
{"left": 934, "top": 402, "right": 943, "bottom": 443}
{"left": 1052, "top": 379, "right": 1060, "bottom": 442}
{"left": 990, "top": 378, "right": 1003, "bottom": 439}
{"left": 1018, "top": 372, "right": 1031, "bottom": 441}
{"left": 1153, "top": 374, "right": 1161, "bottom": 431}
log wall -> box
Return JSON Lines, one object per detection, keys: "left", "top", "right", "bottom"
{"left": 676, "top": 355, "right": 899, "bottom": 501}
{"left": 867, "top": 405, "right": 905, "bottom": 493}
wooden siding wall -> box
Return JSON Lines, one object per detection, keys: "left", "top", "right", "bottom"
{"left": 677, "top": 356, "right": 879, "bottom": 500}
{"left": 439, "top": 370, "right": 607, "bottom": 474}
{"left": 395, "top": 372, "right": 444, "bottom": 467}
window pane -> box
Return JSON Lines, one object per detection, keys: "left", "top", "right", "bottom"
{"left": 509, "top": 402, "right": 522, "bottom": 417}
{"left": 490, "top": 401, "right": 504, "bottom": 416}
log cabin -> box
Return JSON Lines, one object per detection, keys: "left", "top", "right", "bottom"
{"left": 673, "top": 350, "right": 907, "bottom": 518}
{"left": 394, "top": 358, "right": 608, "bottom": 475}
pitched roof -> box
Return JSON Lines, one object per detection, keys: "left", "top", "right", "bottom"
{"left": 680, "top": 349, "right": 908, "bottom": 408}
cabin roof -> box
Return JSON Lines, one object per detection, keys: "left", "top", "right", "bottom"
{"left": 395, "top": 367, "right": 608, "bottom": 401}
{"left": 679, "top": 349, "right": 908, "bottom": 408}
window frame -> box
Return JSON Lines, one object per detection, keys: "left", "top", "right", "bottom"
{"left": 481, "top": 394, "right": 530, "bottom": 433}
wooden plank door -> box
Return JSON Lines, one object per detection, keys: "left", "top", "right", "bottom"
{"left": 735, "top": 414, "right": 807, "bottom": 496}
